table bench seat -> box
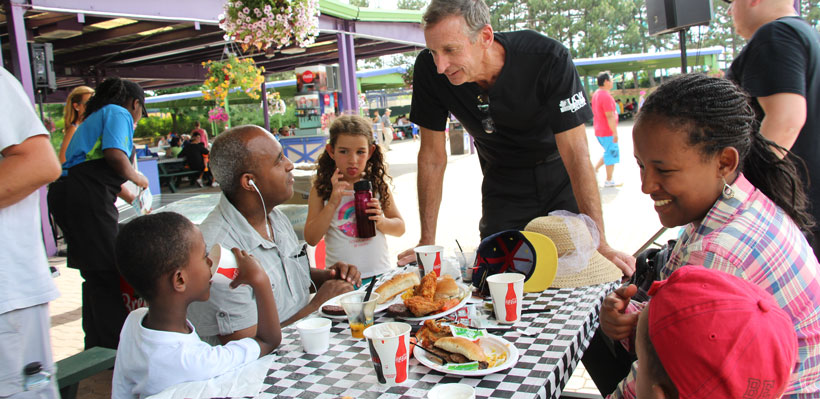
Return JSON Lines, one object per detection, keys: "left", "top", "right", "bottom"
{"left": 56, "top": 346, "right": 116, "bottom": 399}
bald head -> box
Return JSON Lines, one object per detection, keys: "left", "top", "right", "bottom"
{"left": 730, "top": 0, "right": 798, "bottom": 39}
{"left": 210, "top": 125, "right": 274, "bottom": 199}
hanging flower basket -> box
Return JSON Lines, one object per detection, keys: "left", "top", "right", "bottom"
{"left": 266, "top": 92, "right": 287, "bottom": 115}
{"left": 208, "top": 106, "right": 230, "bottom": 122}
{"left": 219, "top": 0, "right": 320, "bottom": 53}
{"left": 201, "top": 54, "right": 265, "bottom": 106}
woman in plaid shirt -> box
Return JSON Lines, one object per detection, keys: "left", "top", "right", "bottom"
{"left": 602, "top": 74, "right": 820, "bottom": 398}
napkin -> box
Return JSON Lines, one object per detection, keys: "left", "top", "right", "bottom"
{"left": 146, "top": 355, "right": 273, "bottom": 399}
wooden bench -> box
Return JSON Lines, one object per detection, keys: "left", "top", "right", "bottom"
{"left": 56, "top": 347, "right": 117, "bottom": 399}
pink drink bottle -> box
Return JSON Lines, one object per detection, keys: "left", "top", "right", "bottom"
{"left": 354, "top": 180, "right": 376, "bottom": 238}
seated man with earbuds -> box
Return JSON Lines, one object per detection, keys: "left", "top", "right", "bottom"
{"left": 188, "top": 125, "right": 360, "bottom": 345}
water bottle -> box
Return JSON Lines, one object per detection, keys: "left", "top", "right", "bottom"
{"left": 353, "top": 180, "right": 376, "bottom": 238}
{"left": 23, "top": 362, "right": 51, "bottom": 392}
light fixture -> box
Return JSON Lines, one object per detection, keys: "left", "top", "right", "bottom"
{"left": 89, "top": 17, "right": 137, "bottom": 30}
{"left": 280, "top": 47, "right": 307, "bottom": 55}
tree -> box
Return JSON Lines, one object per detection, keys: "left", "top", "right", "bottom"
{"left": 397, "top": 0, "right": 427, "bottom": 10}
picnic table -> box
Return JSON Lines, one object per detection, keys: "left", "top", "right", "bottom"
{"left": 157, "top": 157, "right": 197, "bottom": 193}
{"left": 259, "top": 276, "right": 617, "bottom": 399}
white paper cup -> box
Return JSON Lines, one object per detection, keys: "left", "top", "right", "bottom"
{"left": 428, "top": 383, "right": 476, "bottom": 399}
{"left": 209, "top": 245, "right": 238, "bottom": 285}
{"left": 363, "top": 322, "right": 411, "bottom": 386}
{"left": 456, "top": 250, "right": 477, "bottom": 282}
{"left": 415, "top": 245, "right": 444, "bottom": 277}
{"left": 487, "top": 273, "right": 525, "bottom": 324}
{"left": 296, "top": 317, "right": 331, "bottom": 355}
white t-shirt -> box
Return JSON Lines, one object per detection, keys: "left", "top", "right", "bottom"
{"left": 324, "top": 195, "right": 392, "bottom": 278}
{"left": 0, "top": 67, "right": 59, "bottom": 315}
{"left": 112, "top": 308, "right": 261, "bottom": 399}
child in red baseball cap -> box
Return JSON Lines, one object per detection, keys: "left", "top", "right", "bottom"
{"left": 635, "top": 266, "right": 798, "bottom": 399}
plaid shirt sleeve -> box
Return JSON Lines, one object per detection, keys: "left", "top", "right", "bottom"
{"left": 607, "top": 361, "right": 639, "bottom": 399}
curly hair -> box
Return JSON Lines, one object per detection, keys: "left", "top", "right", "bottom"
{"left": 637, "top": 73, "right": 814, "bottom": 233}
{"left": 314, "top": 115, "right": 392, "bottom": 209}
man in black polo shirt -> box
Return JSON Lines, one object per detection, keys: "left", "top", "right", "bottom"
{"left": 397, "top": 0, "right": 635, "bottom": 275}
{"left": 726, "top": 0, "right": 820, "bottom": 257}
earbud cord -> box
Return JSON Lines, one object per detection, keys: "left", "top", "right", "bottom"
{"left": 251, "top": 184, "right": 274, "bottom": 241}
{"left": 252, "top": 182, "right": 301, "bottom": 297}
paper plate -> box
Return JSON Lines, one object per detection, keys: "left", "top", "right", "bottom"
{"left": 317, "top": 290, "right": 400, "bottom": 319}
{"left": 396, "top": 284, "right": 471, "bottom": 322}
{"left": 520, "top": 231, "right": 558, "bottom": 292}
{"left": 413, "top": 334, "right": 519, "bottom": 376}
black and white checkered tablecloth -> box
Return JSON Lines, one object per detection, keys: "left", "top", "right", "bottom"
{"left": 259, "top": 281, "right": 618, "bottom": 399}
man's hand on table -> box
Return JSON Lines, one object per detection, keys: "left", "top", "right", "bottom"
{"left": 599, "top": 243, "right": 636, "bottom": 277}
{"left": 311, "top": 280, "right": 354, "bottom": 309}
{"left": 600, "top": 284, "right": 639, "bottom": 341}
{"left": 327, "top": 262, "right": 361, "bottom": 287}
{"left": 397, "top": 247, "right": 417, "bottom": 266}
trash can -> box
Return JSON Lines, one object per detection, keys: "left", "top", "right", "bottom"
{"left": 449, "top": 125, "right": 467, "bottom": 155}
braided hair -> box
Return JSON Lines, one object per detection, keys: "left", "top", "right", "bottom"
{"left": 84, "top": 77, "right": 145, "bottom": 120}
{"left": 314, "top": 115, "right": 392, "bottom": 209}
{"left": 637, "top": 73, "right": 814, "bottom": 233}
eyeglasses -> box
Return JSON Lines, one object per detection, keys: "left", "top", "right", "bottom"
{"left": 477, "top": 93, "right": 495, "bottom": 134}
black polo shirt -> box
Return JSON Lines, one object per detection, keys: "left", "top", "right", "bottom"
{"left": 410, "top": 30, "right": 592, "bottom": 169}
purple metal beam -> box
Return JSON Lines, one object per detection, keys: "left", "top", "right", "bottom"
{"left": 30, "top": 0, "right": 224, "bottom": 23}
{"left": 351, "top": 21, "right": 425, "bottom": 47}
{"left": 104, "top": 63, "right": 207, "bottom": 81}
{"left": 261, "top": 81, "right": 270, "bottom": 132}
{"left": 4, "top": 0, "right": 35, "bottom": 102}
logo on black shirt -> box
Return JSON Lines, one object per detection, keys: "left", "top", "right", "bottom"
{"left": 559, "top": 91, "right": 587, "bottom": 113}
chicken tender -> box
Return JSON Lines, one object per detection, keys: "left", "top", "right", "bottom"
{"left": 405, "top": 295, "right": 443, "bottom": 317}
{"left": 414, "top": 272, "right": 437, "bottom": 300}
{"left": 416, "top": 319, "right": 453, "bottom": 348}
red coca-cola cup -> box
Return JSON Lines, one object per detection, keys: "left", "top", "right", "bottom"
{"left": 363, "top": 322, "right": 411, "bottom": 386}
{"left": 414, "top": 245, "right": 444, "bottom": 277}
{"left": 208, "top": 245, "right": 239, "bottom": 285}
{"left": 486, "top": 273, "right": 525, "bottom": 324}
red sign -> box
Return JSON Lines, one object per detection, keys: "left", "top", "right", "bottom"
{"left": 504, "top": 282, "right": 517, "bottom": 322}
{"left": 302, "top": 70, "right": 314, "bottom": 83}
{"left": 395, "top": 335, "right": 408, "bottom": 383}
{"left": 216, "top": 267, "right": 239, "bottom": 280}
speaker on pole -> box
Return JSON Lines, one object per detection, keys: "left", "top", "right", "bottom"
{"left": 647, "top": 0, "right": 714, "bottom": 36}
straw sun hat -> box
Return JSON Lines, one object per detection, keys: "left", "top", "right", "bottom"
{"left": 524, "top": 211, "right": 622, "bottom": 288}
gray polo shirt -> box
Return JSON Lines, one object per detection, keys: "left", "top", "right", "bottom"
{"left": 188, "top": 194, "right": 311, "bottom": 345}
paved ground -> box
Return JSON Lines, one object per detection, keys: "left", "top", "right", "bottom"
{"left": 47, "top": 119, "right": 673, "bottom": 397}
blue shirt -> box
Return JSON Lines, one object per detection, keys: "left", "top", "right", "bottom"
{"left": 63, "top": 104, "right": 134, "bottom": 173}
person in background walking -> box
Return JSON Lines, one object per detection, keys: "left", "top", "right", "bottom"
{"left": 593, "top": 72, "right": 622, "bottom": 188}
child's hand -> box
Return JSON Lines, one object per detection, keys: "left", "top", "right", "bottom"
{"left": 329, "top": 168, "right": 353, "bottom": 207}
{"left": 366, "top": 198, "right": 385, "bottom": 226}
{"left": 230, "top": 248, "right": 269, "bottom": 289}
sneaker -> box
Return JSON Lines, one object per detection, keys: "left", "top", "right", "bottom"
{"left": 211, "top": 181, "right": 220, "bottom": 187}
{"left": 196, "top": 178, "right": 203, "bottom": 187}
{"left": 604, "top": 180, "right": 623, "bottom": 188}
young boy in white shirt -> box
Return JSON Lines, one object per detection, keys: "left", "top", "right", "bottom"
{"left": 111, "top": 212, "right": 281, "bottom": 398}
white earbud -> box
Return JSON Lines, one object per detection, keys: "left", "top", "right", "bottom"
{"left": 249, "top": 179, "right": 258, "bottom": 189}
